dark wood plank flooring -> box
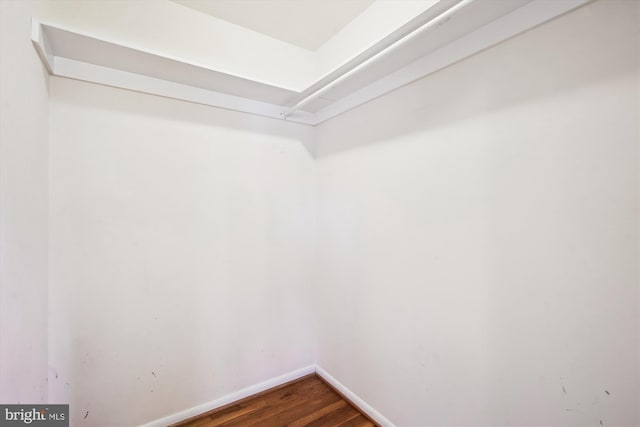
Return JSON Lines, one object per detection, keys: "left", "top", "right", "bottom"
{"left": 172, "top": 374, "right": 378, "bottom": 427}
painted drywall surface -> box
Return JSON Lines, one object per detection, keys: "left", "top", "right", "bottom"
{"left": 37, "top": 0, "right": 316, "bottom": 92}
{"left": 0, "top": 0, "right": 50, "bottom": 404}
{"left": 314, "top": 0, "right": 639, "bottom": 426}
{"left": 48, "top": 77, "right": 317, "bottom": 425}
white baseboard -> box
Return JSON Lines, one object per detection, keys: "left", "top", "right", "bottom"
{"left": 315, "top": 366, "right": 396, "bottom": 427}
{"left": 138, "top": 365, "right": 315, "bottom": 427}
{"left": 138, "top": 364, "right": 394, "bottom": 427}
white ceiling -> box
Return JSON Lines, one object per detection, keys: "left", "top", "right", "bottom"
{"left": 172, "top": 0, "right": 375, "bottom": 51}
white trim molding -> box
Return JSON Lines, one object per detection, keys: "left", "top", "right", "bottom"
{"left": 136, "top": 364, "right": 395, "bottom": 427}
{"left": 315, "top": 366, "right": 396, "bottom": 427}
{"left": 137, "top": 365, "right": 316, "bottom": 427}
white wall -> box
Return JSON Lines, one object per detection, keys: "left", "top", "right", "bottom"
{"left": 48, "top": 77, "right": 316, "bottom": 425}
{"left": 314, "top": 0, "right": 639, "bottom": 426}
{"left": 0, "top": 0, "right": 50, "bottom": 404}
{"left": 3, "top": 0, "right": 639, "bottom": 426}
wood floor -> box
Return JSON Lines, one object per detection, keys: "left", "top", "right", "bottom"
{"left": 172, "top": 374, "right": 378, "bottom": 427}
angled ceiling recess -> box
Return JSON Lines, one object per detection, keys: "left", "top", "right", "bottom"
{"left": 32, "top": 0, "right": 590, "bottom": 126}
{"left": 172, "top": 0, "right": 376, "bottom": 51}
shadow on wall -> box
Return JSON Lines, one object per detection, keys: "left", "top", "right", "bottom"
{"left": 314, "top": 0, "right": 639, "bottom": 159}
